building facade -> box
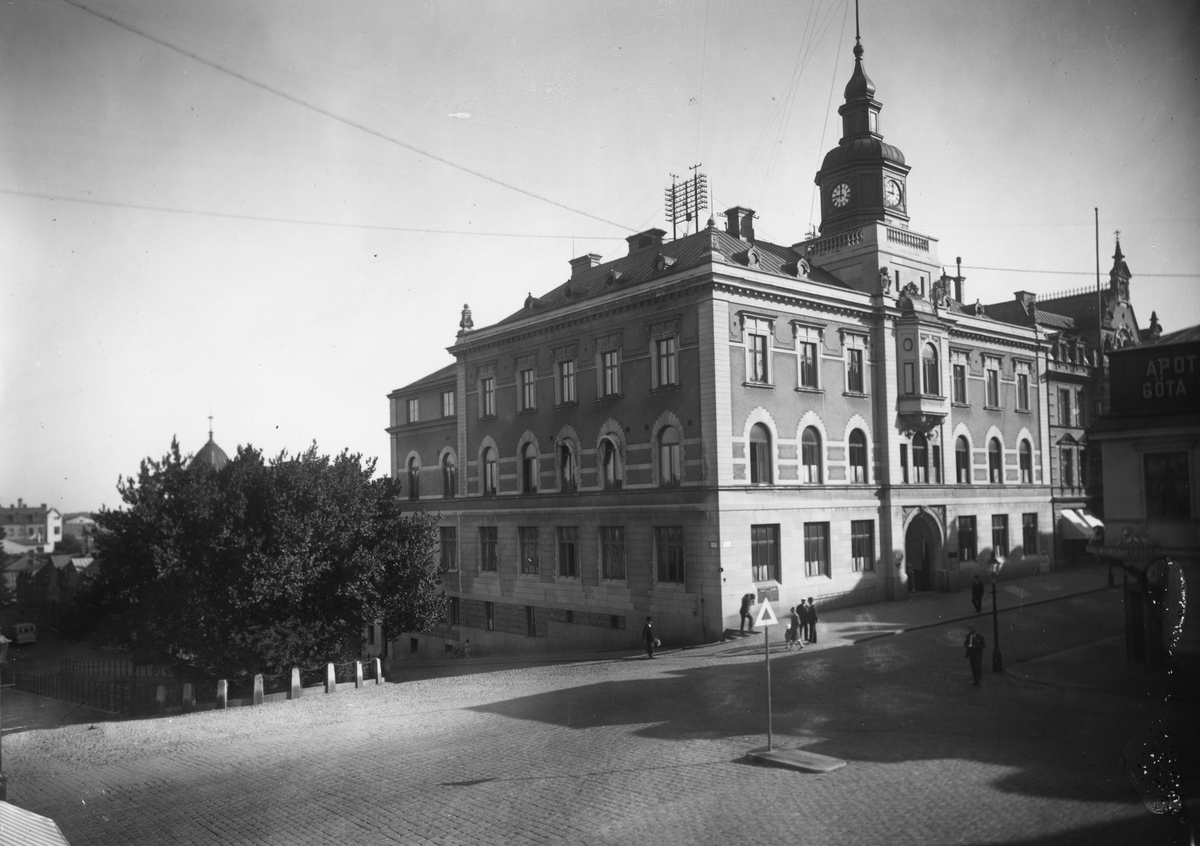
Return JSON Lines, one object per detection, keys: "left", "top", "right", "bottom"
{"left": 1088, "top": 325, "right": 1200, "bottom": 673}
{"left": 386, "top": 32, "right": 1056, "bottom": 657}
{"left": 1, "top": 500, "right": 62, "bottom": 554}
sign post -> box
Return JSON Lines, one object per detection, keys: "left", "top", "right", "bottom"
{"left": 753, "top": 600, "right": 779, "bottom": 751}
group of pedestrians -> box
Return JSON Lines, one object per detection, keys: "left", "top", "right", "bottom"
{"left": 785, "top": 598, "right": 819, "bottom": 649}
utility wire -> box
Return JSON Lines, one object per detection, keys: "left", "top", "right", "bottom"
{"left": 2, "top": 188, "right": 624, "bottom": 240}
{"left": 59, "top": 0, "right": 637, "bottom": 234}
{"left": 964, "top": 265, "right": 1194, "bottom": 279}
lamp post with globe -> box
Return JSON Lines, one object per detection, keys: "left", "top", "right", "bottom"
{"left": 988, "top": 556, "right": 1004, "bottom": 672}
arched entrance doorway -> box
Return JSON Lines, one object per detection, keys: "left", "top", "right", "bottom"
{"left": 904, "top": 512, "right": 942, "bottom": 592}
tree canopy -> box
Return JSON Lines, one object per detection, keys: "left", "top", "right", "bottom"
{"left": 80, "top": 440, "right": 444, "bottom": 678}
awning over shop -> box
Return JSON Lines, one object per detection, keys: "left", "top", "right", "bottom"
{"left": 0, "top": 801, "right": 72, "bottom": 846}
{"left": 1060, "top": 508, "right": 1102, "bottom": 541}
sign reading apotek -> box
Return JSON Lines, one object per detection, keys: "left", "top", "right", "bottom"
{"left": 1108, "top": 340, "right": 1200, "bottom": 416}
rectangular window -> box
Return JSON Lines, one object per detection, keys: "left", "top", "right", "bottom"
{"left": 407, "top": 398, "right": 419, "bottom": 423}
{"left": 851, "top": 520, "right": 875, "bottom": 572}
{"left": 952, "top": 362, "right": 968, "bottom": 404}
{"left": 1058, "top": 388, "right": 1071, "bottom": 427}
{"left": 992, "top": 515, "right": 1009, "bottom": 558}
{"left": 751, "top": 524, "right": 780, "bottom": 582}
{"left": 439, "top": 527, "right": 457, "bottom": 572}
{"left": 985, "top": 360, "right": 1000, "bottom": 407}
{"left": 655, "top": 526, "right": 685, "bottom": 583}
{"left": 958, "top": 516, "right": 977, "bottom": 562}
{"left": 1144, "top": 452, "right": 1191, "bottom": 518}
{"left": 599, "top": 526, "right": 626, "bottom": 580}
{"left": 448, "top": 596, "right": 460, "bottom": 626}
{"left": 749, "top": 333, "right": 769, "bottom": 383}
{"left": 932, "top": 445, "right": 942, "bottom": 484}
{"left": 903, "top": 362, "right": 915, "bottom": 395}
{"left": 1022, "top": 513, "right": 1038, "bottom": 555}
{"left": 481, "top": 376, "right": 496, "bottom": 417}
{"left": 900, "top": 444, "right": 909, "bottom": 484}
{"left": 479, "top": 526, "right": 498, "bottom": 572}
{"left": 520, "top": 368, "right": 537, "bottom": 411}
{"left": 518, "top": 526, "right": 539, "bottom": 575}
{"left": 557, "top": 526, "right": 579, "bottom": 577}
{"left": 656, "top": 337, "right": 677, "bottom": 386}
{"left": 558, "top": 360, "right": 576, "bottom": 404}
{"left": 803, "top": 523, "right": 830, "bottom": 578}
{"left": 1061, "top": 448, "right": 1075, "bottom": 488}
{"left": 485, "top": 601, "right": 495, "bottom": 631}
{"left": 602, "top": 350, "right": 621, "bottom": 396}
{"left": 799, "top": 341, "right": 818, "bottom": 388}
{"left": 1016, "top": 367, "right": 1030, "bottom": 412}
{"left": 847, "top": 347, "right": 864, "bottom": 393}
{"left": 526, "top": 605, "right": 537, "bottom": 637}
{"left": 441, "top": 391, "right": 455, "bottom": 418}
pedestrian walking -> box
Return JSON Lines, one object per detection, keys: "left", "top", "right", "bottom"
{"left": 462, "top": 639, "right": 472, "bottom": 659}
{"left": 971, "top": 575, "right": 984, "bottom": 614}
{"left": 805, "top": 597, "right": 819, "bottom": 643}
{"left": 739, "top": 593, "right": 755, "bottom": 633}
{"left": 964, "top": 625, "right": 985, "bottom": 686}
{"left": 642, "top": 616, "right": 656, "bottom": 659}
{"left": 788, "top": 606, "right": 803, "bottom": 650}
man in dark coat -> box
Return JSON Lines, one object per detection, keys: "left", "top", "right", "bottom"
{"left": 805, "top": 597, "right": 819, "bottom": 643}
{"left": 964, "top": 625, "right": 986, "bottom": 686}
{"left": 971, "top": 575, "right": 985, "bottom": 613}
{"left": 642, "top": 616, "right": 655, "bottom": 659}
{"left": 739, "top": 593, "right": 755, "bottom": 633}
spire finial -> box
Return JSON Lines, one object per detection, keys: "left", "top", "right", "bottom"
{"left": 208, "top": 413, "right": 213, "bottom": 442}
{"left": 853, "top": 0, "right": 863, "bottom": 59}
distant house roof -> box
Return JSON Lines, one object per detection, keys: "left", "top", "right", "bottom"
{"left": 191, "top": 435, "right": 230, "bottom": 472}
{"left": 1129, "top": 323, "right": 1200, "bottom": 348}
{"left": 392, "top": 362, "right": 458, "bottom": 395}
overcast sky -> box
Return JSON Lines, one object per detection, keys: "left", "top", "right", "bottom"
{"left": 2, "top": 0, "right": 1198, "bottom": 513}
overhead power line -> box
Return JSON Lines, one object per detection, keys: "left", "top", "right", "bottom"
{"left": 3, "top": 188, "right": 624, "bottom": 240}
{"left": 964, "top": 265, "right": 1195, "bottom": 279}
{"left": 59, "top": 0, "right": 637, "bottom": 234}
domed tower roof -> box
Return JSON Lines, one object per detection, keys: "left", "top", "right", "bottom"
{"left": 191, "top": 417, "right": 229, "bottom": 473}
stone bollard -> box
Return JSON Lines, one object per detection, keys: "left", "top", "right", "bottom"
{"left": 355, "top": 661, "right": 364, "bottom": 689}
{"left": 373, "top": 658, "right": 383, "bottom": 684}
{"left": 289, "top": 667, "right": 301, "bottom": 700}
{"left": 182, "top": 682, "right": 195, "bottom": 713}
{"left": 217, "top": 679, "right": 228, "bottom": 710}
{"left": 155, "top": 684, "right": 167, "bottom": 714}
{"left": 325, "top": 662, "right": 336, "bottom": 694}
{"left": 253, "top": 674, "right": 264, "bottom": 706}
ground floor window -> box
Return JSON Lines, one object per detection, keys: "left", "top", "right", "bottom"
{"left": 751, "top": 524, "right": 780, "bottom": 582}
{"left": 519, "top": 527, "right": 539, "bottom": 575}
{"left": 958, "top": 516, "right": 977, "bottom": 562}
{"left": 485, "top": 601, "right": 495, "bottom": 631}
{"left": 992, "top": 515, "right": 1009, "bottom": 558}
{"left": 448, "top": 596, "right": 460, "bottom": 625}
{"left": 655, "top": 526, "right": 685, "bottom": 583}
{"left": 439, "top": 527, "right": 457, "bottom": 572}
{"left": 599, "top": 526, "right": 626, "bottom": 580}
{"left": 851, "top": 520, "right": 875, "bottom": 571}
{"left": 557, "top": 526, "right": 579, "bottom": 577}
{"left": 803, "top": 522, "right": 830, "bottom": 577}
{"left": 1022, "top": 513, "right": 1038, "bottom": 555}
{"left": 525, "top": 605, "right": 536, "bottom": 637}
{"left": 479, "top": 526, "right": 497, "bottom": 572}
{"left": 1144, "top": 452, "right": 1191, "bottom": 518}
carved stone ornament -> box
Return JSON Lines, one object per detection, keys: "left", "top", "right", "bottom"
{"left": 898, "top": 413, "right": 944, "bottom": 439}
{"left": 903, "top": 505, "right": 946, "bottom": 536}
{"left": 878, "top": 266, "right": 892, "bottom": 293}
{"left": 931, "top": 276, "right": 950, "bottom": 308}
{"left": 901, "top": 280, "right": 920, "bottom": 298}
{"left": 973, "top": 299, "right": 985, "bottom": 316}
{"left": 458, "top": 304, "right": 474, "bottom": 335}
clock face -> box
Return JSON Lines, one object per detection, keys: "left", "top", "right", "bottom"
{"left": 885, "top": 179, "right": 903, "bottom": 208}
{"left": 832, "top": 183, "right": 851, "bottom": 208}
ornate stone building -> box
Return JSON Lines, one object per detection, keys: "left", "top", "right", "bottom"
{"left": 386, "top": 30, "right": 1056, "bottom": 656}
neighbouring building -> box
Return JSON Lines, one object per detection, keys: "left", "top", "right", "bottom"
{"left": 1088, "top": 325, "right": 1200, "bottom": 673}
{"left": 385, "top": 29, "right": 1068, "bottom": 657}
{"left": 0, "top": 500, "right": 62, "bottom": 554}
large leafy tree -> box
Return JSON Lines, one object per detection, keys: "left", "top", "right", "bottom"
{"left": 79, "top": 440, "right": 444, "bottom": 678}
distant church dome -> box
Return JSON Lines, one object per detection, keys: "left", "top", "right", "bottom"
{"left": 191, "top": 418, "right": 229, "bottom": 472}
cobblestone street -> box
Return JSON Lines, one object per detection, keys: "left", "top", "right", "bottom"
{"left": 2, "top": 571, "right": 1194, "bottom": 845}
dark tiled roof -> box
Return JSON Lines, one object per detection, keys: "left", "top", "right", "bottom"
{"left": 394, "top": 362, "right": 456, "bottom": 394}
{"left": 1131, "top": 323, "right": 1200, "bottom": 347}
{"left": 495, "top": 226, "right": 848, "bottom": 328}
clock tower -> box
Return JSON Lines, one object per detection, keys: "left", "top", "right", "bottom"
{"left": 814, "top": 17, "right": 911, "bottom": 235}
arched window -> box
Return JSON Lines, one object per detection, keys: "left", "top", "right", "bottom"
{"left": 559, "top": 443, "right": 576, "bottom": 492}
{"left": 441, "top": 454, "right": 456, "bottom": 499}
{"left": 407, "top": 457, "right": 420, "bottom": 500}
{"left": 989, "top": 438, "right": 1003, "bottom": 484}
{"left": 601, "top": 439, "right": 623, "bottom": 490}
{"left": 956, "top": 436, "right": 971, "bottom": 484}
{"left": 482, "top": 448, "right": 498, "bottom": 496}
{"left": 801, "top": 427, "right": 821, "bottom": 484}
{"left": 921, "top": 343, "right": 939, "bottom": 396}
{"left": 749, "top": 423, "right": 771, "bottom": 484}
{"left": 912, "top": 434, "right": 929, "bottom": 483}
{"left": 522, "top": 443, "right": 539, "bottom": 494}
{"left": 848, "top": 429, "right": 868, "bottom": 484}
{"left": 1019, "top": 440, "right": 1032, "bottom": 484}
{"left": 659, "top": 426, "right": 681, "bottom": 486}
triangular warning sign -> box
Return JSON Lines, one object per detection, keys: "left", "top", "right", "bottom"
{"left": 753, "top": 601, "right": 778, "bottom": 627}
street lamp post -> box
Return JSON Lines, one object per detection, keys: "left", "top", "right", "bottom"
{"left": 989, "top": 557, "right": 1003, "bottom": 672}
{"left": 0, "top": 632, "right": 10, "bottom": 800}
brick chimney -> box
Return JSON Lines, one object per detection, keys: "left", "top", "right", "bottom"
{"left": 569, "top": 253, "right": 602, "bottom": 279}
{"left": 724, "top": 207, "right": 756, "bottom": 241}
